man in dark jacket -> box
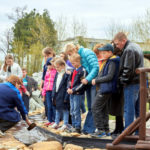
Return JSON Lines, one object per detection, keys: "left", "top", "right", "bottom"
{"left": 113, "top": 32, "right": 144, "bottom": 129}
{"left": 22, "top": 68, "right": 38, "bottom": 112}
{"left": 0, "top": 75, "right": 32, "bottom": 136}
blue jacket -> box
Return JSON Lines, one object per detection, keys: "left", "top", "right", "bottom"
{"left": 52, "top": 72, "right": 70, "bottom": 110}
{"left": 68, "top": 66, "right": 87, "bottom": 95}
{"left": 96, "top": 56, "right": 120, "bottom": 94}
{"left": 0, "top": 82, "right": 28, "bottom": 122}
{"left": 78, "top": 47, "right": 99, "bottom": 82}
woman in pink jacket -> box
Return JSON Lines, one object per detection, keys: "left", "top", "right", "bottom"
{"left": 42, "top": 58, "right": 57, "bottom": 126}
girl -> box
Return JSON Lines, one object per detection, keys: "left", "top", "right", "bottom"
{"left": 40, "top": 47, "right": 55, "bottom": 91}
{"left": 51, "top": 59, "right": 70, "bottom": 131}
{"left": 42, "top": 58, "right": 57, "bottom": 126}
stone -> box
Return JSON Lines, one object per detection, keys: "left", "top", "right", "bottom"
{"left": 64, "top": 144, "right": 83, "bottom": 150}
{"left": 29, "top": 141, "right": 62, "bottom": 150}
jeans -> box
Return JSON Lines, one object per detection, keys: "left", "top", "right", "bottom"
{"left": 45, "top": 91, "right": 56, "bottom": 122}
{"left": 124, "top": 84, "right": 140, "bottom": 129}
{"left": 82, "top": 85, "right": 96, "bottom": 133}
{"left": 80, "top": 93, "right": 86, "bottom": 114}
{"left": 70, "top": 94, "right": 84, "bottom": 129}
{"left": 55, "top": 109, "right": 69, "bottom": 125}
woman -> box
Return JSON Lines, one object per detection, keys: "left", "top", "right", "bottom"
{"left": 0, "top": 54, "right": 22, "bottom": 82}
{"left": 0, "top": 75, "right": 32, "bottom": 136}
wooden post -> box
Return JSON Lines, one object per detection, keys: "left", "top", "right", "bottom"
{"left": 139, "top": 72, "right": 147, "bottom": 140}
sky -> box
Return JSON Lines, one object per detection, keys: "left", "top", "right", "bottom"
{"left": 0, "top": 0, "right": 150, "bottom": 40}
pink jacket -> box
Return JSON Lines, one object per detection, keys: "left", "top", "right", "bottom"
{"left": 42, "top": 68, "right": 57, "bottom": 96}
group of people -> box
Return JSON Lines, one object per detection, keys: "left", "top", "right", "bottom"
{"left": 0, "top": 31, "right": 144, "bottom": 138}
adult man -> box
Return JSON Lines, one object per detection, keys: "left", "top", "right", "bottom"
{"left": 0, "top": 75, "right": 32, "bottom": 136}
{"left": 22, "top": 68, "right": 38, "bottom": 112}
{"left": 113, "top": 32, "right": 144, "bottom": 129}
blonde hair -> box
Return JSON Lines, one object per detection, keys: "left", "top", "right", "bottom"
{"left": 70, "top": 53, "right": 80, "bottom": 62}
{"left": 93, "top": 43, "right": 104, "bottom": 55}
{"left": 7, "top": 75, "right": 22, "bottom": 86}
{"left": 64, "top": 43, "right": 79, "bottom": 53}
{"left": 3, "top": 54, "right": 14, "bottom": 72}
{"left": 54, "top": 59, "right": 66, "bottom": 67}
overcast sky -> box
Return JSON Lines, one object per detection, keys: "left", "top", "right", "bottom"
{"left": 0, "top": 0, "right": 150, "bottom": 40}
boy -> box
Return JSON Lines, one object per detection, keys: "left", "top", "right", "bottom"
{"left": 91, "top": 43, "right": 120, "bottom": 137}
{"left": 67, "top": 53, "right": 87, "bottom": 133}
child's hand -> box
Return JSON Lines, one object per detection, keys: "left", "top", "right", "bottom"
{"left": 42, "top": 96, "right": 45, "bottom": 102}
{"left": 81, "top": 78, "right": 88, "bottom": 85}
{"left": 67, "top": 88, "right": 73, "bottom": 94}
{"left": 92, "top": 79, "right": 96, "bottom": 85}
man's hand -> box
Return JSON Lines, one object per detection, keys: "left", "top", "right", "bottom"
{"left": 81, "top": 78, "right": 88, "bottom": 85}
{"left": 92, "top": 79, "right": 96, "bottom": 85}
{"left": 26, "top": 91, "right": 30, "bottom": 97}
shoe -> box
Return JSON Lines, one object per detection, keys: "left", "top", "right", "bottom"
{"left": 51, "top": 123, "right": 59, "bottom": 129}
{"left": 75, "top": 128, "right": 81, "bottom": 134}
{"left": 91, "top": 130, "right": 106, "bottom": 138}
{"left": 82, "top": 130, "right": 88, "bottom": 135}
{"left": 111, "top": 129, "right": 122, "bottom": 136}
{"left": 44, "top": 122, "right": 51, "bottom": 126}
{"left": 0, "top": 130, "right": 5, "bottom": 137}
{"left": 58, "top": 125, "right": 67, "bottom": 131}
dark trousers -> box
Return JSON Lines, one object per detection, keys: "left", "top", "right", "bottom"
{"left": 92, "top": 93, "right": 111, "bottom": 131}
{"left": 45, "top": 91, "right": 56, "bottom": 122}
{"left": 0, "top": 118, "right": 17, "bottom": 132}
{"left": 22, "top": 94, "right": 30, "bottom": 112}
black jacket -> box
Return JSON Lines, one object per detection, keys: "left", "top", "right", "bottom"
{"left": 68, "top": 66, "right": 87, "bottom": 95}
{"left": 119, "top": 40, "right": 144, "bottom": 86}
{"left": 52, "top": 72, "right": 70, "bottom": 110}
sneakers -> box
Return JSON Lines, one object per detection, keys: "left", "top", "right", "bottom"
{"left": 58, "top": 125, "right": 67, "bottom": 131}
{"left": 91, "top": 130, "right": 110, "bottom": 138}
{"left": 111, "top": 129, "right": 122, "bottom": 136}
{"left": 51, "top": 123, "right": 59, "bottom": 129}
{"left": 0, "top": 130, "right": 5, "bottom": 138}
{"left": 44, "top": 122, "right": 54, "bottom": 126}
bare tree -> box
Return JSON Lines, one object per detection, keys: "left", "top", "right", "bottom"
{"left": 105, "top": 20, "right": 130, "bottom": 40}
{"left": 71, "top": 16, "right": 87, "bottom": 38}
{"left": 7, "top": 6, "right": 27, "bottom": 23}
{"left": 0, "top": 28, "right": 13, "bottom": 55}
{"left": 55, "top": 15, "right": 68, "bottom": 41}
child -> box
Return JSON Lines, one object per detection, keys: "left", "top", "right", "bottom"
{"left": 51, "top": 59, "right": 70, "bottom": 130}
{"left": 91, "top": 43, "right": 120, "bottom": 137}
{"left": 67, "top": 54, "right": 87, "bottom": 133}
{"left": 42, "top": 58, "right": 57, "bottom": 126}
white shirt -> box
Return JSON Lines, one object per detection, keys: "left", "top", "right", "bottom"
{"left": 56, "top": 70, "right": 65, "bottom": 92}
